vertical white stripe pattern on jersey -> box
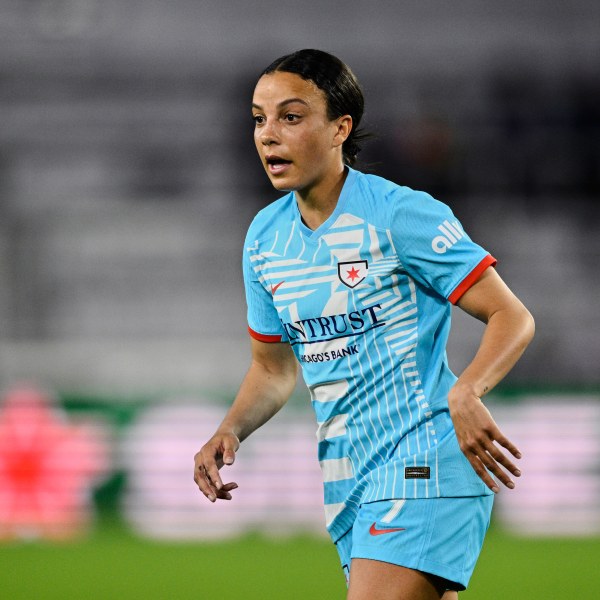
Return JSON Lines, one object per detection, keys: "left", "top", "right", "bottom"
{"left": 359, "top": 330, "right": 389, "bottom": 500}
{"left": 400, "top": 361, "right": 415, "bottom": 455}
{"left": 362, "top": 309, "right": 399, "bottom": 500}
{"left": 380, "top": 270, "right": 417, "bottom": 497}
{"left": 320, "top": 457, "right": 354, "bottom": 482}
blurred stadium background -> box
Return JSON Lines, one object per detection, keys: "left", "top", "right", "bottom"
{"left": 1, "top": 1, "right": 599, "bottom": 598}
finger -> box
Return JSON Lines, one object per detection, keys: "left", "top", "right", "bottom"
{"left": 200, "top": 452, "right": 224, "bottom": 491}
{"left": 194, "top": 467, "right": 219, "bottom": 502}
{"left": 206, "top": 461, "right": 224, "bottom": 492}
{"left": 222, "top": 438, "right": 238, "bottom": 466}
{"left": 494, "top": 431, "right": 522, "bottom": 460}
{"left": 220, "top": 482, "right": 238, "bottom": 492}
{"left": 207, "top": 482, "right": 237, "bottom": 502}
{"left": 474, "top": 438, "right": 519, "bottom": 489}
{"left": 486, "top": 443, "right": 522, "bottom": 478}
{"left": 478, "top": 449, "right": 515, "bottom": 489}
{"left": 465, "top": 451, "right": 500, "bottom": 493}
{"left": 223, "top": 449, "right": 236, "bottom": 466}
{"left": 216, "top": 484, "right": 237, "bottom": 501}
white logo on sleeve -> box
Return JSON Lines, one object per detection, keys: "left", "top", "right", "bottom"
{"left": 431, "top": 220, "right": 464, "bottom": 254}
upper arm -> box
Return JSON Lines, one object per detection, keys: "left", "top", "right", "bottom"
{"left": 250, "top": 337, "right": 298, "bottom": 380}
{"left": 457, "top": 267, "right": 533, "bottom": 325}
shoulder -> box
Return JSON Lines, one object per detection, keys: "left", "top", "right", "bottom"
{"left": 350, "top": 169, "right": 403, "bottom": 205}
{"left": 244, "top": 192, "right": 295, "bottom": 247}
{"left": 350, "top": 169, "right": 446, "bottom": 227}
{"left": 393, "top": 187, "right": 455, "bottom": 232}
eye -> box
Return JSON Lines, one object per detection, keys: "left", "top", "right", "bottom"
{"left": 253, "top": 114, "right": 265, "bottom": 125}
{"left": 284, "top": 113, "right": 300, "bottom": 123}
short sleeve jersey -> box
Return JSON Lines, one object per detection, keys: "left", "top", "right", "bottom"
{"left": 243, "top": 168, "right": 496, "bottom": 542}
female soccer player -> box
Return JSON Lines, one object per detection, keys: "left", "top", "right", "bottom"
{"left": 194, "top": 49, "right": 534, "bottom": 599}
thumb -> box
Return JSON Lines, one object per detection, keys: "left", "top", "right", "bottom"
{"left": 222, "top": 441, "right": 237, "bottom": 466}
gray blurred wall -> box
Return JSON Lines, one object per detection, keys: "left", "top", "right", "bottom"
{"left": 0, "top": 1, "right": 599, "bottom": 392}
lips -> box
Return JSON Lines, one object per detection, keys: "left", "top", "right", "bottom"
{"left": 265, "top": 155, "right": 292, "bottom": 175}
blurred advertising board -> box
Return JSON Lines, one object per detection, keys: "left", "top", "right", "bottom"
{"left": 0, "top": 387, "right": 599, "bottom": 541}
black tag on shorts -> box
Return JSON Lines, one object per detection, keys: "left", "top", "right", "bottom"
{"left": 405, "top": 466, "right": 430, "bottom": 479}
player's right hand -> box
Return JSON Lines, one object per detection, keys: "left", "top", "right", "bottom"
{"left": 448, "top": 388, "right": 521, "bottom": 493}
{"left": 194, "top": 431, "right": 240, "bottom": 502}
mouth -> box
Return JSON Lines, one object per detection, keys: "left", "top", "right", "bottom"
{"left": 265, "top": 155, "right": 292, "bottom": 175}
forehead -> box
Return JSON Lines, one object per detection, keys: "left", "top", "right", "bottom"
{"left": 252, "top": 71, "right": 327, "bottom": 109}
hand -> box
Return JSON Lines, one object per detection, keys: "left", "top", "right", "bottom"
{"left": 194, "top": 431, "right": 240, "bottom": 502}
{"left": 448, "top": 387, "right": 522, "bottom": 493}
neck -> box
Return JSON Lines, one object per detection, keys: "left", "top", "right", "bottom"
{"left": 295, "top": 165, "right": 348, "bottom": 231}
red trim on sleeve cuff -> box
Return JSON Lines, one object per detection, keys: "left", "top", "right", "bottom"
{"left": 448, "top": 255, "right": 497, "bottom": 305}
{"left": 248, "top": 326, "right": 283, "bottom": 343}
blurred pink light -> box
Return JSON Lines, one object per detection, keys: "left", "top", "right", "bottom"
{"left": 0, "top": 386, "right": 109, "bottom": 540}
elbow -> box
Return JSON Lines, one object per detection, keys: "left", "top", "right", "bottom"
{"left": 520, "top": 305, "right": 536, "bottom": 348}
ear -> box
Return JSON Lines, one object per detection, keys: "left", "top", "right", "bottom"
{"left": 332, "top": 115, "right": 353, "bottom": 148}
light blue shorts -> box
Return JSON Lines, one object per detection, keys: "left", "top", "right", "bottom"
{"left": 335, "top": 496, "right": 494, "bottom": 591}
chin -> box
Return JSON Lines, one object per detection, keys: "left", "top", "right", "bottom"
{"left": 268, "top": 176, "right": 295, "bottom": 192}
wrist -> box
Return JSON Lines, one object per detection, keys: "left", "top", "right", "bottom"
{"left": 216, "top": 422, "right": 242, "bottom": 442}
{"left": 448, "top": 381, "right": 481, "bottom": 405}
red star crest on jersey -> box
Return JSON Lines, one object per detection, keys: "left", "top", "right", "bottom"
{"left": 0, "top": 386, "right": 110, "bottom": 540}
{"left": 337, "top": 260, "right": 369, "bottom": 289}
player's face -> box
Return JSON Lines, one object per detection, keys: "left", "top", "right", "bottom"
{"left": 252, "top": 71, "right": 347, "bottom": 196}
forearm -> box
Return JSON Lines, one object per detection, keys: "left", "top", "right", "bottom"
{"left": 449, "top": 288, "right": 534, "bottom": 492}
{"left": 218, "top": 356, "right": 298, "bottom": 443}
{"left": 450, "top": 303, "right": 535, "bottom": 401}
{"left": 195, "top": 339, "right": 297, "bottom": 502}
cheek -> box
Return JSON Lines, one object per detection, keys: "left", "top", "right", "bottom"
{"left": 253, "top": 130, "right": 261, "bottom": 150}
{"left": 297, "top": 130, "right": 330, "bottom": 161}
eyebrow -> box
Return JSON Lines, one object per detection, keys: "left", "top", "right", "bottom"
{"left": 252, "top": 97, "right": 310, "bottom": 110}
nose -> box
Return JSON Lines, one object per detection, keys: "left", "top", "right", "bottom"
{"left": 258, "top": 119, "right": 280, "bottom": 146}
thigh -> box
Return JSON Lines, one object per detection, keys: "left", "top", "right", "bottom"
{"left": 348, "top": 558, "right": 449, "bottom": 600}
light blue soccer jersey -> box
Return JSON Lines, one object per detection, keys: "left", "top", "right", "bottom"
{"left": 243, "top": 167, "right": 496, "bottom": 542}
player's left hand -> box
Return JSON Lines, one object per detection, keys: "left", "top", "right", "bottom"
{"left": 448, "top": 387, "right": 522, "bottom": 493}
